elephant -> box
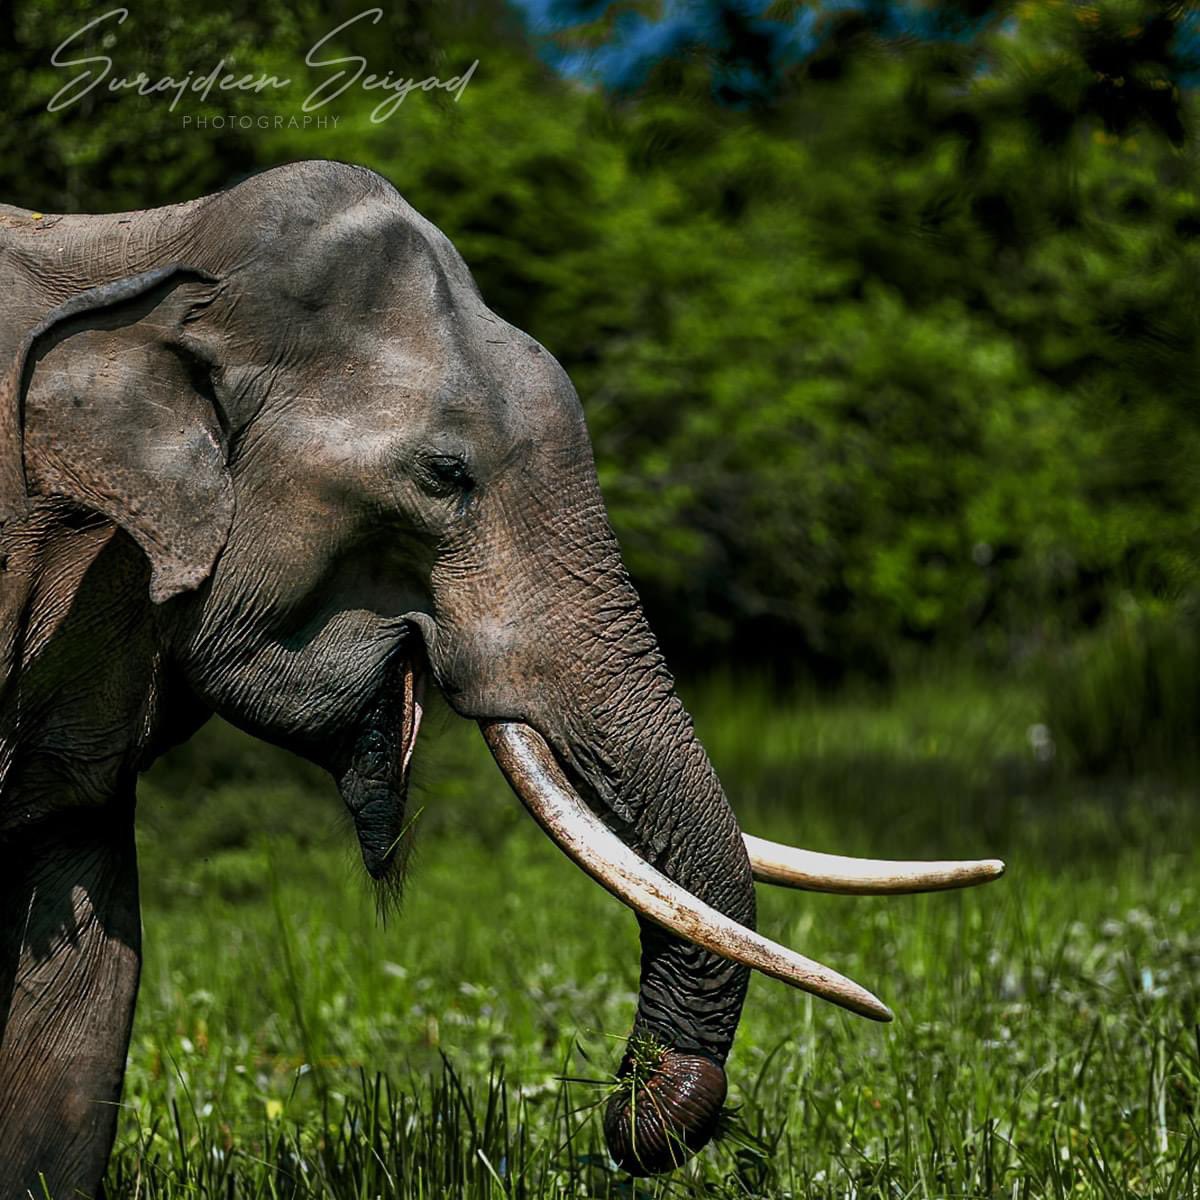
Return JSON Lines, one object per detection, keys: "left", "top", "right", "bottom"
{"left": 0, "top": 159, "right": 1004, "bottom": 1197}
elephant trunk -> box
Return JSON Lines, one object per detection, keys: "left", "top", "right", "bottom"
{"left": 595, "top": 697, "right": 752, "bottom": 1177}
{"left": 478, "top": 604, "right": 756, "bottom": 1175}
{"left": 440, "top": 476, "right": 987, "bottom": 1173}
{"left": 603, "top": 1046, "right": 728, "bottom": 1175}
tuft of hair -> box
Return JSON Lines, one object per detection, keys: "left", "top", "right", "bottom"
{"left": 366, "top": 813, "right": 422, "bottom": 925}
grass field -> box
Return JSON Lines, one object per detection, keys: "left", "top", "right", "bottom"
{"left": 100, "top": 671, "right": 1200, "bottom": 1198}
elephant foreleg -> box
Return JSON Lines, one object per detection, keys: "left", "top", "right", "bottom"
{"left": 0, "top": 813, "right": 141, "bottom": 1199}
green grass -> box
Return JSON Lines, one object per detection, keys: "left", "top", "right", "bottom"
{"left": 97, "top": 670, "right": 1200, "bottom": 1198}
{"left": 1044, "top": 601, "right": 1200, "bottom": 776}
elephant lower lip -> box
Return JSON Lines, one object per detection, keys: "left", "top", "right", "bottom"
{"left": 340, "top": 647, "right": 427, "bottom": 878}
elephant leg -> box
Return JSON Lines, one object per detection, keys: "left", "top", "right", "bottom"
{"left": 0, "top": 813, "right": 141, "bottom": 1200}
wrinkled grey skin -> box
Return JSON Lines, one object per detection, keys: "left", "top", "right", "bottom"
{"left": 0, "top": 161, "right": 753, "bottom": 1197}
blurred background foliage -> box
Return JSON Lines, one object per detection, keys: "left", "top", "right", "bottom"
{"left": 2, "top": 0, "right": 1199, "bottom": 733}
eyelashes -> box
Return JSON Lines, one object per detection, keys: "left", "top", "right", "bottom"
{"left": 415, "top": 451, "right": 475, "bottom": 498}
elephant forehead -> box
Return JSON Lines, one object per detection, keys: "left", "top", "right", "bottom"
{"left": 272, "top": 205, "right": 455, "bottom": 312}
{"left": 225, "top": 224, "right": 526, "bottom": 402}
{"left": 195, "top": 162, "right": 587, "bottom": 445}
{"left": 378, "top": 344, "right": 588, "bottom": 460}
{"left": 206, "top": 169, "right": 471, "bottom": 322}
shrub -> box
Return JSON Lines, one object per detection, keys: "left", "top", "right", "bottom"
{"left": 1044, "top": 599, "right": 1200, "bottom": 774}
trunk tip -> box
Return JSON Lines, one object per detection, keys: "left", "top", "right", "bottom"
{"left": 603, "top": 1048, "right": 727, "bottom": 1176}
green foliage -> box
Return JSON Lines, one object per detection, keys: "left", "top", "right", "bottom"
{"left": 109, "top": 676, "right": 1200, "bottom": 1197}
{"left": 1, "top": 0, "right": 1198, "bottom": 672}
{"left": 1044, "top": 596, "right": 1200, "bottom": 774}
{"left": 256, "top": 3, "right": 1200, "bottom": 669}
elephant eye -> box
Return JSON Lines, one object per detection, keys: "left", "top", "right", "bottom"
{"left": 416, "top": 452, "right": 474, "bottom": 498}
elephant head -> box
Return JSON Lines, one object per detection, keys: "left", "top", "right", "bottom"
{"left": 0, "top": 161, "right": 1003, "bottom": 1178}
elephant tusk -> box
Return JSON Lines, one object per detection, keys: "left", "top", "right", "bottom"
{"left": 744, "top": 834, "right": 1005, "bottom": 895}
{"left": 480, "top": 720, "right": 893, "bottom": 1023}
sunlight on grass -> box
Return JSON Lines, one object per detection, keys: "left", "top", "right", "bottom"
{"left": 109, "top": 672, "right": 1200, "bottom": 1198}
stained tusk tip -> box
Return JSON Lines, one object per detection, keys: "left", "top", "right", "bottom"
{"left": 857, "top": 994, "right": 894, "bottom": 1023}
{"left": 483, "top": 720, "right": 895, "bottom": 1021}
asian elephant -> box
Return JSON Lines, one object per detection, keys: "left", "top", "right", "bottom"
{"left": 0, "top": 160, "right": 1003, "bottom": 1197}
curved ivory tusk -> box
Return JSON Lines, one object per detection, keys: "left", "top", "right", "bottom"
{"left": 481, "top": 720, "right": 893, "bottom": 1023}
{"left": 745, "top": 834, "right": 1005, "bottom": 895}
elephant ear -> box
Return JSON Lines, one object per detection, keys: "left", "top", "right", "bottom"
{"left": 0, "top": 265, "right": 234, "bottom": 603}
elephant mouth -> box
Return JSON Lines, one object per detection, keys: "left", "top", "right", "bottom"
{"left": 337, "top": 647, "right": 426, "bottom": 879}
